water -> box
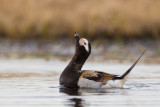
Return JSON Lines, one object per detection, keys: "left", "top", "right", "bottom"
{"left": 0, "top": 59, "right": 160, "bottom": 107}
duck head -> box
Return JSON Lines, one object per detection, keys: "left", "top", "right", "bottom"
{"left": 72, "top": 32, "right": 91, "bottom": 64}
{"left": 74, "top": 32, "right": 91, "bottom": 56}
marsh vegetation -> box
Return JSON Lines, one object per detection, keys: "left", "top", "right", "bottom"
{"left": 0, "top": 0, "right": 160, "bottom": 39}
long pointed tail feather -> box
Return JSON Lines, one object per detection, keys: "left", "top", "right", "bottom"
{"left": 113, "top": 48, "right": 147, "bottom": 80}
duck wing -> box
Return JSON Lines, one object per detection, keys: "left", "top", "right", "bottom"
{"left": 78, "top": 70, "right": 118, "bottom": 88}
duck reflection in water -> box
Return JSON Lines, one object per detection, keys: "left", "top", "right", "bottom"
{"left": 59, "top": 88, "right": 84, "bottom": 107}
{"left": 59, "top": 87, "right": 111, "bottom": 107}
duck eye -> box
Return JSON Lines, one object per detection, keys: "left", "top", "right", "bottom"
{"left": 84, "top": 42, "right": 86, "bottom": 45}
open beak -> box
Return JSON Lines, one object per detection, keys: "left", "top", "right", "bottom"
{"left": 74, "top": 32, "right": 80, "bottom": 42}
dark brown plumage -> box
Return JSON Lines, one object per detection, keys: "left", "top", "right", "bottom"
{"left": 59, "top": 32, "right": 91, "bottom": 88}
{"left": 79, "top": 70, "right": 116, "bottom": 85}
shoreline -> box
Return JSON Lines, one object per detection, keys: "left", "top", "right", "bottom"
{"left": 0, "top": 39, "right": 159, "bottom": 64}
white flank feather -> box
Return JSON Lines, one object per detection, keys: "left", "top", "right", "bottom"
{"left": 101, "top": 79, "right": 126, "bottom": 88}
{"left": 78, "top": 78, "right": 102, "bottom": 88}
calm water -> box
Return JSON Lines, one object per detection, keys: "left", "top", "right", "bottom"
{"left": 0, "top": 59, "right": 160, "bottom": 107}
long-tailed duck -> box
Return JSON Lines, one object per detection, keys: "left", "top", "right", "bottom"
{"left": 59, "top": 32, "right": 146, "bottom": 89}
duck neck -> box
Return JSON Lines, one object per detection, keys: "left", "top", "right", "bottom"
{"left": 64, "top": 43, "right": 91, "bottom": 72}
{"left": 68, "top": 52, "right": 89, "bottom": 71}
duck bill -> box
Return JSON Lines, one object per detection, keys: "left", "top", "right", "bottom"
{"left": 74, "top": 32, "right": 80, "bottom": 42}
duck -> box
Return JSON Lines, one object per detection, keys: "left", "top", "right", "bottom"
{"left": 59, "top": 32, "right": 146, "bottom": 89}
{"left": 60, "top": 32, "right": 91, "bottom": 88}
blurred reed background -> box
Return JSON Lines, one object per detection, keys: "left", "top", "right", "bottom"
{"left": 0, "top": 0, "right": 160, "bottom": 39}
{"left": 0, "top": 0, "right": 160, "bottom": 61}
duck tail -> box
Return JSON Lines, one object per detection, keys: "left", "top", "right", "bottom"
{"left": 113, "top": 48, "right": 146, "bottom": 80}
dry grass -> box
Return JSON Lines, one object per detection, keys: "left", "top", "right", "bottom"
{"left": 0, "top": 0, "right": 160, "bottom": 39}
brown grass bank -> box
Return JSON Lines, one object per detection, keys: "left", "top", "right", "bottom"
{"left": 0, "top": 0, "right": 160, "bottom": 39}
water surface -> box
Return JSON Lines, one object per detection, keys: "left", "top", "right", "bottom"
{"left": 0, "top": 59, "right": 160, "bottom": 107}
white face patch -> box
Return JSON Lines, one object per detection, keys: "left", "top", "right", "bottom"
{"left": 79, "top": 38, "right": 89, "bottom": 52}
